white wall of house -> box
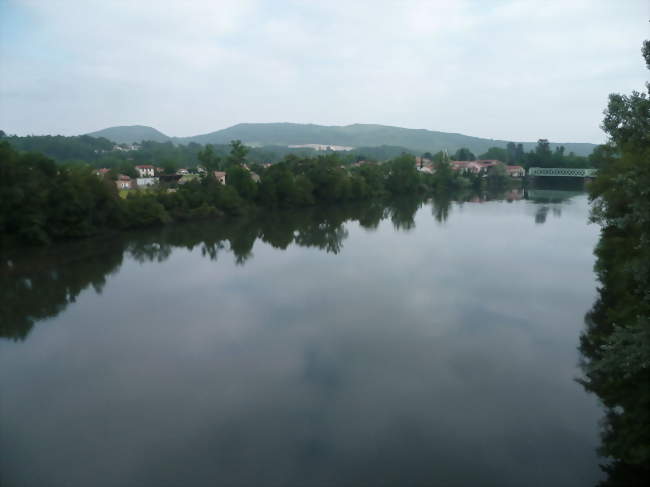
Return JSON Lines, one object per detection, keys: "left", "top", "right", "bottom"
{"left": 136, "top": 177, "right": 158, "bottom": 187}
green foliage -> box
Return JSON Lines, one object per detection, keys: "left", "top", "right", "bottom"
{"left": 386, "top": 154, "right": 419, "bottom": 194}
{"left": 1, "top": 134, "right": 495, "bottom": 247}
{"left": 226, "top": 165, "right": 257, "bottom": 200}
{"left": 453, "top": 147, "right": 475, "bottom": 161}
{"left": 227, "top": 140, "right": 249, "bottom": 166}
{"left": 579, "top": 40, "right": 650, "bottom": 483}
{"left": 197, "top": 144, "right": 222, "bottom": 172}
{"left": 123, "top": 192, "right": 170, "bottom": 228}
{"left": 4, "top": 134, "right": 114, "bottom": 162}
{"left": 479, "top": 147, "right": 508, "bottom": 161}
{"left": 0, "top": 142, "right": 123, "bottom": 245}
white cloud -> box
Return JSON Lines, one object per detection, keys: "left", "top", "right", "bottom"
{"left": 0, "top": 0, "right": 647, "bottom": 141}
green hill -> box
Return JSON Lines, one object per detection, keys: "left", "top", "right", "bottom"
{"left": 86, "top": 122, "right": 597, "bottom": 156}
{"left": 87, "top": 125, "right": 170, "bottom": 144}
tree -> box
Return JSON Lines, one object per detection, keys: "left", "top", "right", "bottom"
{"left": 479, "top": 147, "right": 507, "bottom": 162}
{"left": 588, "top": 144, "right": 614, "bottom": 169}
{"left": 385, "top": 154, "right": 419, "bottom": 194}
{"left": 506, "top": 142, "right": 517, "bottom": 163}
{"left": 515, "top": 143, "right": 525, "bottom": 164}
{"left": 162, "top": 159, "right": 178, "bottom": 175}
{"left": 579, "top": 40, "right": 650, "bottom": 483}
{"left": 197, "top": 145, "right": 222, "bottom": 173}
{"left": 227, "top": 140, "right": 249, "bottom": 167}
{"left": 453, "top": 147, "right": 475, "bottom": 161}
{"left": 533, "top": 139, "right": 552, "bottom": 167}
{"left": 226, "top": 165, "right": 257, "bottom": 201}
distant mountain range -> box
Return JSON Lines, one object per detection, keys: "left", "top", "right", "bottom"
{"left": 86, "top": 123, "right": 598, "bottom": 156}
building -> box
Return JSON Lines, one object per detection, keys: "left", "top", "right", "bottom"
{"left": 288, "top": 143, "right": 354, "bottom": 151}
{"left": 505, "top": 165, "right": 525, "bottom": 177}
{"left": 415, "top": 156, "right": 432, "bottom": 167}
{"left": 135, "top": 165, "right": 155, "bottom": 177}
{"left": 115, "top": 174, "right": 133, "bottom": 190}
{"left": 450, "top": 160, "right": 504, "bottom": 175}
{"left": 177, "top": 168, "right": 189, "bottom": 175}
{"left": 450, "top": 161, "right": 479, "bottom": 174}
{"left": 95, "top": 168, "right": 110, "bottom": 177}
{"left": 213, "top": 171, "right": 227, "bottom": 184}
{"left": 136, "top": 177, "right": 158, "bottom": 187}
{"left": 250, "top": 172, "right": 261, "bottom": 183}
{"left": 474, "top": 160, "right": 502, "bottom": 174}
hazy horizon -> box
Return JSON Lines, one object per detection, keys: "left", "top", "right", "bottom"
{"left": 1, "top": 0, "right": 648, "bottom": 143}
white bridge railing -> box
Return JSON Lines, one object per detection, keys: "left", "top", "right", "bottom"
{"left": 528, "top": 167, "right": 598, "bottom": 177}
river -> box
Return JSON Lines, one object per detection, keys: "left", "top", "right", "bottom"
{"left": 0, "top": 189, "right": 604, "bottom": 486}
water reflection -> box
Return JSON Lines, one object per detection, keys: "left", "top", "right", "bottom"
{"left": 1, "top": 199, "right": 420, "bottom": 341}
{"left": 1, "top": 189, "right": 589, "bottom": 342}
{"left": 0, "top": 240, "right": 125, "bottom": 340}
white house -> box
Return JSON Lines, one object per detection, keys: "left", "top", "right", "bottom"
{"left": 213, "top": 171, "right": 227, "bottom": 184}
{"left": 506, "top": 165, "right": 525, "bottom": 177}
{"left": 115, "top": 174, "right": 133, "bottom": 190}
{"left": 135, "top": 165, "right": 155, "bottom": 177}
{"left": 136, "top": 177, "right": 158, "bottom": 187}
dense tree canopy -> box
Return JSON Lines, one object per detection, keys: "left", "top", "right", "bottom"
{"left": 579, "top": 40, "right": 650, "bottom": 484}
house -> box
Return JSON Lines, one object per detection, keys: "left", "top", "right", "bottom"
{"left": 136, "top": 177, "right": 158, "bottom": 187}
{"left": 450, "top": 160, "right": 504, "bottom": 175}
{"left": 95, "top": 168, "right": 110, "bottom": 177}
{"left": 177, "top": 168, "right": 189, "bottom": 175}
{"left": 505, "top": 165, "right": 525, "bottom": 177}
{"left": 250, "top": 172, "right": 261, "bottom": 183}
{"left": 115, "top": 174, "right": 133, "bottom": 190}
{"left": 415, "top": 156, "right": 432, "bottom": 168}
{"left": 449, "top": 161, "right": 476, "bottom": 174}
{"left": 213, "top": 171, "right": 227, "bottom": 184}
{"left": 474, "top": 160, "right": 502, "bottom": 174}
{"left": 135, "top": 165, "right": 155, "bottom": 177}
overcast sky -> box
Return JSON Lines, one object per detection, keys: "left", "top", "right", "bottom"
{"left": 1, "top": 0, "right": 648, "bottom": 143}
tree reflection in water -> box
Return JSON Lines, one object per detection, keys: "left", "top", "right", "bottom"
{"left": 2, "top": 189, "right": 561, "bottom": 343}
{"left": 0, "top": 199, "right": 424, "bottom": 341}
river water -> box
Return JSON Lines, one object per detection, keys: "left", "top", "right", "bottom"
{"left": 0, "top": 189, "right": 604, "bottom": 486}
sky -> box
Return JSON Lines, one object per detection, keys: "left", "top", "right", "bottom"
{"left": 0, "top": 0, "right": 648, "bottom": 143}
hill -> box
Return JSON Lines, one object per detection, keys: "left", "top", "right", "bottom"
{"left": 86, "top": 123, "right": 597, "bottom": 156}
{"left": 87, "top": 125, "right": 170, "bottom": 144}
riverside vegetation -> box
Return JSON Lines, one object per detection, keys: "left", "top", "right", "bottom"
{"left": 579, "top": 40, "right": 650, "bottom": 485}
{"left": 0, "top": 137, "right": 525, "bottom": 247}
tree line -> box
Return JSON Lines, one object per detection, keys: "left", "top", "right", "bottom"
{"left": 420, "top": 139, "right": 600, "bottom": 169}
{"left": 0, "top": 138, "right": 483, "bottom": 247}
{"left": 0, "top": 129, "right": 601, "bottom": 173}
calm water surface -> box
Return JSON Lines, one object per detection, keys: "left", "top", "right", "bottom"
{"left": 1, "top": 190, "right": 604, "bottom": 486}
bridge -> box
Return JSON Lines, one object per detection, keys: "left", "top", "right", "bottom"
{"left": 528, "top": 167, "right": 598, "bottom": 177}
